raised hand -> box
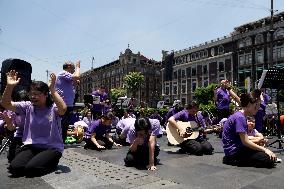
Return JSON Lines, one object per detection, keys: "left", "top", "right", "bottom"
{"left": 48, "top": 73, "right": 56, "bottom": 91}
{"left": 6, "top": 70, "right": 20, "bottom": 86}
{"left": 76, "top": 60, "right": 80, "bottom": 68}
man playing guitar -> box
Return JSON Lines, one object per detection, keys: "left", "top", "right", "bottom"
{"left": 167, "top": 101, "right": 214, "bottom": 155}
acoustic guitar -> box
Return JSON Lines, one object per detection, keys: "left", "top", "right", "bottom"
{"left": 166, "top": 121, "right": 200, "bottom": 145}
{"left": 166, "top": 121, "right": 221, "bottom": 145}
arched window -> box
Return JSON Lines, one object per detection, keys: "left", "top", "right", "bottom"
{"left": 238, "top": 40, "right": 245, "bottom": 48}
{"left": 218, "top": 45, "right": 225, "bottom": 54}
{"left": 255, "top": 34, "right": 264, "bottom": 44}
{"left": 274, "top": 28, "right": 284, "bottom": 39}
{"left": 245, "top": 37, "right": 252, "bottom": 46}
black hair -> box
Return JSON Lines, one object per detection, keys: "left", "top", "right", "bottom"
{"left": 63, "top": 62, "right": 75, "bottom": 70}
{"left": 186, "top": 101, "right": 198, "bottom": 110}
{"left": 30, "top": 81, "right": 53, "bottom": 107}
{"left": 13, "top": 90, "right": 29, "bottom": 102}
{"left": 201, "top": 110, "right": 209, "bottom": 118}
{"left": 240, "top": 89, "right": 261, "bottom": 107}
{"left": 102, "top": 111, "right": 114, "bottom": 120}
{"left": 247, "top": 116, "right": 255, "bottom": 122}
{"left": 134, "top": 117, "right": 151, "bottom": 132}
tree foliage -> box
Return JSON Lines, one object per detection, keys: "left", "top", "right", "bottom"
{"left": 123, "top": 72, "right": 144, "bottom": 97}
{"left": 110, "top": 88, "right": 126, "bottom": 102}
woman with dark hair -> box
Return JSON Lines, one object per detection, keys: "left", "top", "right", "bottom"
{"left": 1, "top": 70, "right": 67, "bottom": 177}
{"left": 222, "top": 89, "right": 277, "bottom": 168}
{"left": 124, "top": 117, "right": 162, "bottom": 171}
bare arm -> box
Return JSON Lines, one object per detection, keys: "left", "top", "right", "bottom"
{"left": 1, "top": 70, "right": 20, "bottom": 112}
{"left": 49, "top": 73, "right": 67, "bottom": 116}
{"left": 72, "top": 60, "right": 80, "bottom": 81}
{"left": 147, "top": 135, "right": 157, "bottom": 171}
{"left": 90, "top": 133, "right": 105, "bottom": 149}
{"left": 168, "top": 116, "right": 185, "bottom": 137}
{"left": 239, "top": 132, "right": 276, "bottom": 161}
{"left": 229, "top": 89, "right": 240, "bottom": 105}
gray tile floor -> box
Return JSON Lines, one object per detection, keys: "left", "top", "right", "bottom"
{"left": 1, "top": 134, "right": 284, "bottom": 189}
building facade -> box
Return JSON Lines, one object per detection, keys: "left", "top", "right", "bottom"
{"left": 161, "top": 36, "right": 235, "bottom": 105}
{"left": 232, "top": 11, "right": 284, "bottom": 89}
{"left": 162, "top": 11, "right": 284, "bottom": 105}
{"left": 78, "top": 48, "right": 162, "bottom": 107}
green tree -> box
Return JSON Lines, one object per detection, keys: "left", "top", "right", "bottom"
{"left": 110, "top": 88, "right": 126, "bottom": 103}
{"left": 123, "top": 72, "right": 145, "bottom": 98}
{"left": 194, "top": 83, "right": 218, "bottom": 105}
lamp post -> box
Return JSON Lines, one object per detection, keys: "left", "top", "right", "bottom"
{"left": 268, "top": 0, "right": 275, "bottom": 69}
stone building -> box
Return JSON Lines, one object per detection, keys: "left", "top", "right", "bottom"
{"left": 232, "top": 11, "right": 284, "bottom": 89}
{"left": 161, "top": 11, "right": 284, "bottom": 105}
{"left": 161, "top": 35, "right": 235, "bottom": 105}
{"left": 78, "top": 47, "right": 162, "bottom": 107}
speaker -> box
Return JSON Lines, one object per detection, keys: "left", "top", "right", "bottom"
{"left": 1, "top": 59, "right": 32, "bottom": 98}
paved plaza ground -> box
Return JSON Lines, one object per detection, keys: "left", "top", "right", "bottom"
{"left": 1, "top": 134, "right": 284, "bottom": 189}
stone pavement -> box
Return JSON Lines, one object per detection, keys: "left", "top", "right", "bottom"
{"left": 1, "top": 135, "right": 284, "bottom": 189}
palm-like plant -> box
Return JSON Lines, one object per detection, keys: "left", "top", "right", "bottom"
{"left": 123, "top": 72, "right": 145, "bottom": 98}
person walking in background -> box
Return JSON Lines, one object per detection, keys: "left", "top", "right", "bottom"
{"left": 1, "top": 70, "right": 67, "bottom": 177}
{"left": 55, "top": 60, "right": 80, "bottom": 143}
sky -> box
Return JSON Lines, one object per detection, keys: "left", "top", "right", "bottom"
{"left": 1, "top": 0, "right": 284, "bottom": 82}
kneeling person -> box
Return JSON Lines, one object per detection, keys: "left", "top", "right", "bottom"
{"left": 124, "top": 117, "right": 162, "bottom": 171}
{"left": 84, "top": 112, "right": 121, "bottom": 150}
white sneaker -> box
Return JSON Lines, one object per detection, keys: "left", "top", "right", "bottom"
{"left": 276, "top": 158, "right": 282, "bottom": 163}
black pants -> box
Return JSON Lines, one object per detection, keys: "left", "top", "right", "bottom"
{"left": 8, "top": 145, "right": 62, "bottom": 177}
{"left": 223, "top": 147, "right": 275, "bottom": 168}
{"left": 124, "top": 145, "right": 160, "bottom": 168}
{"left": 180, "top": 139, "right": 214, "bottom": 156}
{"left": 61, "top": 106, "right": 74, "bottom": 143}
{"left": 7, "top": 137, "right": 23, "bottom": 163}
{"left": 84, "top": 136, "right": 113, "bottom": 150}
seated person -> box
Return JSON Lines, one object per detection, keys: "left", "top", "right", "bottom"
{"left": 247, "top": 116, "right": 268, "bottom": 147}
{"left": 82, "top": 109, "right": 93, "bottom": 128}
{"left": 168, "top": 101, "right": 214, "bottom": 155}
{"left": 124, "top": 117, "right": 162, "bottom": 171}
{"left": 84, "top": 112, "right": 121, "bottom": 150}
{"left": 222, "top": 89, "right": 277, "bottom": 168}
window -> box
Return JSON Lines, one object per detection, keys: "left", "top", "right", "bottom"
{"left": 181, "top": 80, "right": 186, "bottom": 94}
{"left": 239, "top": 55, "right": 244, "bottom": 66}
{"left": 244, "top": 54, "right": 252, "bottom": 65}
{"left": 245, "top": 37, "right": 252, "bottom": 46}
{"left": 181, "top": 69, "right": 186, "bottom": 78}
{"left": 239, "top": 40, "right": 245, "bottom": 48}
{"left": 191, "top": 53, "right": 195, "bottom": 61}
{"left": 274, "top": 28, "right": 284, "bottom": 39}
{"left": 255, "top": 51, "right": 264, "bottom": 63}
{"left": 172, "top": 82, "right": 178, "bottom": 95}
{"left": 173, "top": 71, "right": 177, "bottom": 79}
{"left": 219, "top": 74, "right": 225, "bottom": 81}
{"left": 192, "top": 67, "right": 196, "bottom": 77}
{"left": 192, "top": 79, "right": 197, "bottom": 92}
{"left": 255, "top": 34, "right": 264, "bottom": 44}
{"left": 203, "top": 65, "right": 208, "bottom": 74}
{"left": 218, "top": 62, "right": 224, "bottom": 72}
{"left": 203, "top": 77, "right": 209, "bottom": 87}
{"left": 218, "top": 45, "right": 224, "bottom": 54}
{"left": 204, "top": 49, "right": 208, "bottom": 57}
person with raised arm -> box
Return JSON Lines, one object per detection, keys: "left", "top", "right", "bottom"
{"left": 1, "top": 70, "right": 67, "bottom": 177}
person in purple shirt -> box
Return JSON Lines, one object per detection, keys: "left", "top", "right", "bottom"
{"left": 254, "top": 91, "right": 270, "bottom": 132}
{"left": 0, "top": 90, "right": 29, "bottom": 163}
{"left": 113, "top": 117, "right": 136, "bottom": 146}
{"left": 91, "top": 86, "right": 108, "bottom": 119}
{"left": 55, "top": 61, "right": 80, "bottom": 143}
{"left": 84, "top": 112, "right": 121, "bottom": 150}
{"left": 168, "top": 101, "right": 214, "bottom": 155}
{"left": 1, "top": 71, "right": 67, "bottom": 177}
{"left": 124, "top": 117, "right": 162, "bottom": 171}
{"left": 222, "top": 89, "right": 277, "bottom": 168}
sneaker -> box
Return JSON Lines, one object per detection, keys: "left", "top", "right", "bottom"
{"left": 276, "top": 158, "right": 282, "bottom": 163}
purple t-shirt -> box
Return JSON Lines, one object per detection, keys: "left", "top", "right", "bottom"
{"left": 15, "top": 101, "right": 64, "bottom": 153}
{"left": 173, "top": 109, "right": 196, "bottom": 122}
{"left": 165, "top": 107, "right": 180, "bottom": 121}
{"left": 254, "top": 102, "right": 266, "bottom": 132}
{"left": 9, "top": 110, "right": 25, "bottom": 138}
{"left": 55, "top": 70, "right": 75, "bottom": 107}
{"left": 91, "top": 90, "right": 108, "bottom": 112}
{"left": 84, "top": 119, "right": 111, "bottom": 138}
{"left": 83, "top": 117, "right": 92, "bottom": 128}
{"left": 124, "top": 119, "right": 162, "bottom": 144}
{"left": 116, "top": 117, "right": 136, "bottom": 132}
{"left": 222, "top": 111, "right": 247, "bottom": 156}
{"left": 216, "top": 87, "right": 230, "bottom": 110}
